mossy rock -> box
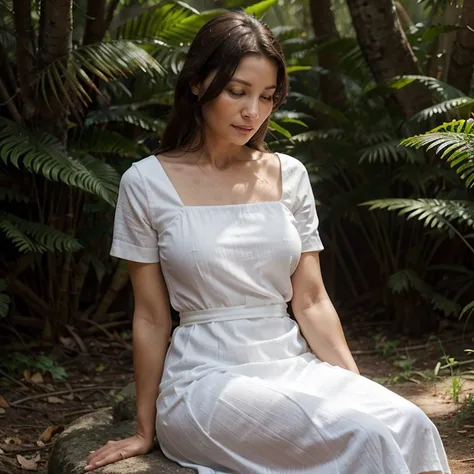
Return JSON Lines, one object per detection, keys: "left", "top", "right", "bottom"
{"left": 48, "top": 383, "right": 194, "bottom": 474}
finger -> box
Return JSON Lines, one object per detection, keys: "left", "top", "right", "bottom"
{"left": 85, "top": 449, "right": 127, "bottom": 471}
{"left": 86, "top": 440, "right": 117, "bottom": 463}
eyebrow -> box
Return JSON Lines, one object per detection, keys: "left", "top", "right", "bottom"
{"left": 230, "top": 78, "right": 277, "bottom": 90}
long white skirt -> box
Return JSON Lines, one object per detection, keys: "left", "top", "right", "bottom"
{"left": 156, "top": 304, "right": 450, "bottom": 473}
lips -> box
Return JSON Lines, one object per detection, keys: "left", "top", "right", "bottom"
{"left": 232, "top": 125, "right": 254, "bottom": 132}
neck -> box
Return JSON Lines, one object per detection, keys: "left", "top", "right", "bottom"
{"left": 188, "top": 131, "right": 247, "bottom": 169}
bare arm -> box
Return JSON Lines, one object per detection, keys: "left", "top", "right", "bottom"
{"left": 291, "top": 251, "right": 359, "bottom": 375}
{"left": 86, "top": 260, "right": 171, "bottom": 471}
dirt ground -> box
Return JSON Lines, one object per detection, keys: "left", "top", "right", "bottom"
{"left": 0, "top": 321, "right": 473, "bottom": 474}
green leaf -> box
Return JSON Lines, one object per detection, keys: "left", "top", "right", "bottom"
{"left": 0, "top": 118, "right": 119, "bottom": 205}
{"left": 0, "top": 213, "right": 82, "bottom": 254}
{"left": 268, "top": 120, "right": 291, "bottom": 138}
{"left": 411, "top": 97, "right": 474, "bottom": 123}
{"left": 460, "top": 300, "right": 474, "bottom": 320}
{"left": 0, "top": 279, "right": 10, "bottom": 318}
{"left": 400, "top": 120, "right": 474, "bottom": 187}
{"left": 245, "top": 0, "right": 277, "bottom": 18}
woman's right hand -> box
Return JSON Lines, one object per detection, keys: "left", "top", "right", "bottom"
{"left": 85, "top": 434, "right": 153, "bottom": 471}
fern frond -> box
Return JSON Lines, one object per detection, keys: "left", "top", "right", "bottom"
{"left": 401, "top": 119, "right": 474, "bottom": 187}
{"left": 362, "top": 198, "right": 474, "bottom": 231}
{"left": 85, "top": 106, "right": 165, "bottom": 132}
{"left": 0, "top": 279, "right": 10, "bottom": 318}
{"left": 37, "top": 41, "right": 164, "bottom": 109}
{"left": 411, "top": 97, "right": 474, "bottom": 123}
{"left": 0, "top": 213, "right": 82, "bottom": 254}
{"left": 0, "top": 118, "right": 119, "bottom": 205}
{"left": 384, "top": 75, "right": 465, "bottom": 101}
{"left": 388, "top": 269, "right": 458, "bottom": 316}
{"left": 289, "top": 92, "right": 348, "bottom": 123}
{"left": 0, "top": 187, "right": 30, "bottom": 203}
{"left": 359, "top": 139, "right": 416, "bottom": 164}
{"left": 74, "top": 128, "right": 149, "bottom": 156}
{"left": 290, "top": 129, "right": 345, "bottom": 144}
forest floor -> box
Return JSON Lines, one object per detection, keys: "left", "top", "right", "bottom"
{"left": 0, "top": 317, "right": 473, "bottom": 474}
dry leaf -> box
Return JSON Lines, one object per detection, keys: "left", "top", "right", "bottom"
{"left": 46, "top": 396, "right": 65, "bottom": 404}
{"left": 30, "top": 372, "right": 44, "bottom": 384}
{"left": 0, "top": 396, "right": 9, "bottom": 408}
{"left": 5, "top": 437, "right": 22, "bottom": 445}
{"left": 39, "top": 425, "right": 61, "bottom": 443}
{"left": 36, "top": 440, "right": 44, "bottom": 447}
{"left": 0, "top": 408, "right": 5, "bottom": 415}
{"left": 63, "top": 393, "right": 74, "bottom": 401}
{"left": 0, "top": 448, "right": 4, "bottom": 454}
{"left": 17, "top": 454, "right": 38, "bottom": 471}
{"left": 23, "top": 369, "right": 31, "bottom": 381}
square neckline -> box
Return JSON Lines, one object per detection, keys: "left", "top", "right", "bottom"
{"left": 153, "top": 152, "right": 284, "bottom": 209}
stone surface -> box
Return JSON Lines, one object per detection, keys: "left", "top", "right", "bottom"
{"left": 48, "top": 384, "right": 194, "bottom": 474}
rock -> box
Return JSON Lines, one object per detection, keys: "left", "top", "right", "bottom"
{"left": 48, "top": 384, "right": 195, "bottom": 474}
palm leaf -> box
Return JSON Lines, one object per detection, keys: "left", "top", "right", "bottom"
{"left": 37, "top": 41, "right": 164, "bottom": 109}
{"left": 411, "top": 97, "right": 474, "bottom": 123}
{"left": 245, "top": 0, "right": 277, "bottom": 18}
{"left": 0, "top": 279, "right": 10, "bottom": 318}
{"left": 0, "top": 213, "right": 82, "bottom": 254}
{"left": 112, "top": 1, "right": 205, "bottom": 45}
{"left": 0, "top": 118, "right": 119, "bottom": 205}
{"left": 401, "top": 119, "right": 474, "bottom": 187}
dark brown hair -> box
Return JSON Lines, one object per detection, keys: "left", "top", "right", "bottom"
{"left": 157, "top": 11, "right": 288, "bottom": 154}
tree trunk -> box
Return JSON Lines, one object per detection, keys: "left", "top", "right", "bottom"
{"left": 447, "top": 0, "right": 474, "bottom": 94}
{"left": 37, "top": 0, "right": 73, "bottom": 141}
{"left": 309, "top": 0, "right": 347, "bottom": 109}
{"left": 12, "top": 0, "right": 37, "bottom": 121}
{"left": 83, "top": 0, "right": 119, "bottom": 45}
{"left": 345, "top": 0, "right": 433, "bottom": 118}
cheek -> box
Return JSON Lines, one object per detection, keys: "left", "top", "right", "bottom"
{"left": 202, "top": 96, "right": 235, "bottom": 124}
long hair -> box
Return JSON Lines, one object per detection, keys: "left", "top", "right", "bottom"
{"left": 157, "top": 11, "right": 288, "bottom": 154}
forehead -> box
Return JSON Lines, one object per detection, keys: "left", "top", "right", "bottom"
{"left": 231, "top": 55, "right": 277, "bottom": 82}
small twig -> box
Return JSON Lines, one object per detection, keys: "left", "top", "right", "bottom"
{"left": 0, "top": 369, "right": 29, "bottom": 390}
{"left": 10, "top": 386, "right": 122, "bottom": 407}
{"left": 64, "top": 406, "right": 111, "bottom": 418}
{"left": 460, "top": 457, "right": 474, "bottom": 463}
{"left": 65, "top": 324, "right": 89, "bottom": 354}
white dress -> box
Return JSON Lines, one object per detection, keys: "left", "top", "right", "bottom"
{"left": 110, "top": 153, "right": 450, "bottom": 474}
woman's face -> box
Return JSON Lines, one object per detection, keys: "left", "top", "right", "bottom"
{"left": 196, "top": 55, "right": 278, "bottom": 146}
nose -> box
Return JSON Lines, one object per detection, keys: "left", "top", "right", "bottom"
{"left": 242, "top": 97, "right": 259, "bottom": 120}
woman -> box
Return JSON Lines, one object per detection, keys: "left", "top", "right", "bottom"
{"left": 85, "top": 11, "right": 450, "bottom": 474}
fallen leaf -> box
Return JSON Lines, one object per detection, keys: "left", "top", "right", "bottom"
{"left": 0, "top": 408, "right": 5, "bottom": 414}
{"left": 23, "top": 369, "right": 31, "bottom": 381}
{"left": 0, "top": 448, "right": 4, "bottom": 454}
{"left": 36, "top": 440, "right": 44, "bottom": 447}
{"left": 63, "top": 393, "right": 74, "bottom": 401}
{"left": 5, "top": 437, "right": 22, "bottom": 445}
{"left": 39, "top": 425, "right": 61, "bottom": 443}
{"left": 30, "top": 373, "right": 44, "bottom": 384}
{"left": 47, "top": 396, "right": 65, "bottom": 404}
{"left": 0, "top": 396, "right": 9, "bottom": 408}
{"left": 17, "top": 454, "right": 38, "bottom": 471}
{"left": 95, "top": 364, "right": 106, "bottom": 372}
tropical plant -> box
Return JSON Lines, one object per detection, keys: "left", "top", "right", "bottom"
{"left": 364, "top": 118, "right": 474, "bottom": 320}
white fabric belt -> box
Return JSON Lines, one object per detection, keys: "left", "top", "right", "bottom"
{"left": 179, "top": 303, "right": 288, "bottom": 326}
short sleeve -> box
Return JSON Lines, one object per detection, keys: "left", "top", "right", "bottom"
{"left": 293, "top": 165, "right": 324, "bottom": 253}
{"left": 110, "top": 165, "right": 160, "bottom": 263}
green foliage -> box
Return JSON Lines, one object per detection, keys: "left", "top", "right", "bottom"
{"left": 0, "top": 353, "right": 68, "bottom": 381}
{"left": 0, "top": 279, "right": 10, "bottom": 318}
{"left": 401, "top": 119, "right": 474, "bottom": 187}
{"left": 0, "top": 118, "right": 120, "bottom": 205}
{"left": 0, "top": 213, "right": 83, "bottom": 254}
